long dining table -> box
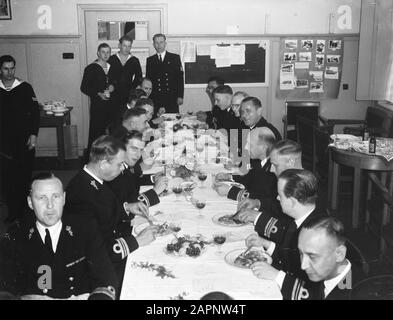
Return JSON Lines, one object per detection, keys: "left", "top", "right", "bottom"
{"left": 120, "top": 163, "right": 282, "bottom": 300}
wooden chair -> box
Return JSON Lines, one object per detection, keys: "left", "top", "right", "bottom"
{"left": 366, "top": 171, "right": 393, "bottom": 266}
{"left": 346, "top": 238, "right": 369, "bottom": 282}
{"left": 283, "top": 101, "right": 320, "bottom": 141}
{"left": 312, "top": 124, "right": 334, "bottom": 183}
{"left": 321, "top": 106, "right": 393, "bottom": 138}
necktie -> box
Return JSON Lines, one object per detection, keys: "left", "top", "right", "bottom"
{"left": 45, "top": 228, "right": 54, "bottom": 255}
{"left": 158, "top": 54, "right": 162, "bottom": 63}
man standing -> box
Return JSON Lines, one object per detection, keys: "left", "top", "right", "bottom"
{"left": 0, "top": 55, "right": 40, "bottom": 223}
{"left": 108, "top": 36, "right": 142, "bottom": 121}
{"left": 81, "top": 43, "right": 115, "bottom": 151}
{"left": 146, "top": 33, "right": 184, "bottom": 114}
{"left": 2, "top": 173, "right": 118, "bottom": 300}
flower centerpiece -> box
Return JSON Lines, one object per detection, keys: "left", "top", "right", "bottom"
{"left": 170, "top": 147, "right": 197, "bottom": 180}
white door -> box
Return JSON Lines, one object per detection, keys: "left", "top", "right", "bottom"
{"left": 84, "top": 10, "right": 163, "bottom": 75}
{"left": 81, "top": 8, "right": 163, "bottom": 147}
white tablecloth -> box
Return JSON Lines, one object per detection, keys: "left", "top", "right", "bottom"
{"left": 120, "top": 166, "right": 282, "bottom": 300}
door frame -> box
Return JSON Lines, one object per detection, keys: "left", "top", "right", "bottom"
{"left": 77, "top": 3, "right": 168, "bottom": 148}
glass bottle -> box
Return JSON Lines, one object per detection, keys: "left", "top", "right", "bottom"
{"left": 369, "top": 135, "right": 376, "bottom": 154}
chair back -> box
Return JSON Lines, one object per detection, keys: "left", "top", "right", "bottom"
{"left": 312, "top": 124, "right": 334, "bottom": 181}
{"left": 284, "top": 100, "right": 320, "bottom": 140}
{"left": 351, "top": 275, "right": 393, "bottom": 300}
{"left": 365, "top": 106, "right": 393, "bottom": 137}
{"left": 345, "top": 238, "right": 369, "bottom": 283}
{"left": 296, "top": 115, "right": 318, "bottom": 170}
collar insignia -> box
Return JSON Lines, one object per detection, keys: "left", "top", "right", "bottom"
{"left": 90, "top": 180, "right": 99, "bottom": 190}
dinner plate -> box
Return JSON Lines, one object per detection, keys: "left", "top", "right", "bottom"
{"left": 212, "top": 213, "right": 248, "bottom": 227}
{"left": 224, "top": 248, "right": 272, "bottom": 269}
{"left": 330, "top": 134, "right": 362, "bottom": 142}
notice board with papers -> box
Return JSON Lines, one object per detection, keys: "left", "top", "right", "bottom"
{"left": 180, "top": 40, "right": 269, "bottom": 87}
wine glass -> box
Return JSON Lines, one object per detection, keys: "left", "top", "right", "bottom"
{"left": 187, "top": 110, "right": 193, "bottom": 116}
{"left": 176, "top": 114, "right": 181, "bottom": 120}
{"left": 172, "top": 185, "right": 183, "bottom": 201}
{"left": 195, "top": 199, "right": 206, "bottom": 218}
{"left": 213, "top": 234, "right": 227, "bottom": 255}
{"left": 198, "top": 171, "right": 208, "bottom": 188}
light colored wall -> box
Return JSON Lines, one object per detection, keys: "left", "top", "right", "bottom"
{"left": 0, "top": 0, "right": 361, "bottom": 36}
{"left": 0, "top": 0, "right": 368, "bottom": 154}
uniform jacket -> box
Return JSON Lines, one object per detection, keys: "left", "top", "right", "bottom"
{"left": 251, "top": 116, "right": 282, "bottom": 141}
{"left": 146, "top": 51, "right": 184, "bottom": 112}
{"left": 0, "top": 80, "right": 40, "bottom": 158}
{"left": 255, "top": 207, "right": 327, "bottom": 276}
{"left": 107, "top": 163, "right": 160, "bottom": 209}
{"left": 65, "top": 170, "right": 139, "bottom": 264}
{"left": 2, "top": 215, "right": 118, "bottom": 300}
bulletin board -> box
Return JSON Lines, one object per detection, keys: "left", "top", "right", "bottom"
{"left": 276, "top": 36, "right": 344, "bottom": 99}
{"left": 181, "top": 40, "right": 269, "bottom": 87}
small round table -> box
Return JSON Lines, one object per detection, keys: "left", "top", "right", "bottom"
{"left": 328, "top": 147, "right": 393, "bottom": 229}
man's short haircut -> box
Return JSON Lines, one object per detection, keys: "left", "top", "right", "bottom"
{"left": 29, "top": 172, "right": 62, "bottom": 194}
{"left": 153, "top": 33, "right": 166, "bottom": 41}
{"left": 121, "top": 130, "right": 144, "bottom": 145}
{"left": 200, "top": 291, "right": 233, "bottom": 300}
{"left": 207, "top": 76, "right": 225, "bottom": 86}
{"left": 302, "top": 217, "right": 346, "bottom": 246}
{"left": 270, "top": 139, "right": 302, "bottom": 157}
{"left": 89, "top": 135, "right": 125, "bottom": 164}
{"left": 139, "top": 77, "right": 152, "bottom": 86}
{"left": 213, "top": 85, "right": 233, "bottom": 95}
{"left": 119, "top": 35, "right": 133, "bottom": 44}
{"left": 241, "top": 96, "right": 262, "bottom": 109}
{"left": 278, "top": 169, "right": 318, "bottom": 205}
{"left": 233, "top": 91, "right": 249, "bottom": 100}
{"left": 253, "top": 127, "right": 276, "bottom": 155}
{"left": 135, "top": 97, "right": 154, "bottom": 109}
{"left": 97, "top": 43, "right": 110, "bottom": 51}
{"left": 127, "top": 89, "right": 147, "bottom": 104}
{"left": 0, "top": 55, "right": 16, "bottom": 67}
{"left": 122, "top": 107, "right": 147, "bottom": 122}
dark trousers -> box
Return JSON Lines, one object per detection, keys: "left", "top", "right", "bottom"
{"left": 87, "top": 100, "right": 113, "bottom": 150}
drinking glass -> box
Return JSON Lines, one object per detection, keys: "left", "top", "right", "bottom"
{"left": 198, "top": 171, "right": 207, "bottom": 188}
{"left": 195, "top": 199, "right": 206, "bottom": 218}
{"left": 213, "top": 234, "right": 227, "bottom": 255}
{"left": 172, "top": 185, "right": 183, "bottom": 201}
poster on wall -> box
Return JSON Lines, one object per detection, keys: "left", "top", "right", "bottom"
{"left": 276, "top": 36, "right": 344, "bottom": 99}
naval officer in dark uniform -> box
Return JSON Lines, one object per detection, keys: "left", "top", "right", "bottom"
{"left": 146, "top": 33, "right": 184, "bottom": 114}
{"left": 2, "top": 173, "right": 118, "bottom": 300}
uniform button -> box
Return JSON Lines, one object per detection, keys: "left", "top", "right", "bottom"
{"left": 69, "top": 277, "right": 74, "bottom": 281}
{"left": 165, "top": 73, "right": 168, "bottom": 76}
{"left": 43, "top": 288, "right": 48, "bottom": 294}
{"left": 70, "top": 287, "right": 74, "bottom": 290}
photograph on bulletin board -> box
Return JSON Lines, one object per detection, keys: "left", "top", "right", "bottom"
{"left": 276, "top": 36, "right": 343, "bottom": 99}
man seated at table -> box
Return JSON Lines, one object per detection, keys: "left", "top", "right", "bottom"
{"left": 196, "top": 76, "right": 225, "bottom": 128}
{"left": 238, "top": 139, "right": 327, "bottom": 223}
{"left": 108, "top": 130, "right": 168, "bottom": 211}
{"left": 64, "top": 135, "right": 158, "bottom": 288}
{"left": 251, "top": 217, "right": 352, "bottom": 300}
{"left": 135, "top": 97, "right": 164, "bottom": 129}
{"left": 137, "top": 77, "right": 153, "bottom": 98}
{"left": 2, "top": 172, "right": 118, "bottom": 300}
{"left": 110, "top": 107, "right": 149, "bottom": 138}
{"left": 244, "top": 169, "right": 327, "bottom": 277}
{"left": 212, "top": 127, "right": 277, "bottom": 205}
{"left": 212, "top": 85, "right": 240, "bottom": 134}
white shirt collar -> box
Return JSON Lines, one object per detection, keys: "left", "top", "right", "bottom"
{"left": 36, "top": 220, "right": 63, "bottom": 253}
{"left": 95, "top": 61, "right": 111, "bottom": 72}
{"left": 261, "top": 158, "right": 268, "bottom": 168}
{"left": 83, "top": 165, "right": 104, "bottom": 185}
{"left": 116, "top": 53, "right": 132, "bottom": 64}
{"left": 324, "top": 260, "right": 352, "bottom": 297}
{"left": 0, "top": 78, "right": 23, "bottom": 91}
{"left": 158, "top": 51, "right": 166, "bottom": 60}
{"left": 294, "top": 206, "right": 315, "bottom": 228}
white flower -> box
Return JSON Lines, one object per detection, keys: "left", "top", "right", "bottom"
{"left": 65, "top": 226, "right": 73, "bottom": 237}
{"left": 28, "top": 228, "right": 34, "bottom": 240}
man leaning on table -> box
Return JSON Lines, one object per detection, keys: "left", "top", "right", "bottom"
{"left": 2, "top": 173, "right": 118, "bottom": 300}
{"left": 245, "top": 169, "right": 327, "bottom": 277}
{"left": 251, "top": 217, "right": 352, "bottom": 300}
{"left": 64, "top": 135, "right": 158, "bottom": 291}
